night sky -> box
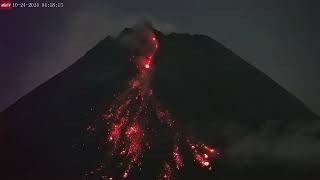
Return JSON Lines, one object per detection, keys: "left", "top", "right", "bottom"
{"left": 1, "top": 0, "right": 319, "bottom": 115}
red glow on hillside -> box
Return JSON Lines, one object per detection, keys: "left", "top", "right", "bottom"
{"left": 85, "top": 30, "right": 219, "bottom": 179}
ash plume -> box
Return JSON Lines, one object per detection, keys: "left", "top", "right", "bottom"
{"left": 118, "top": 20, "right": 157, "bottom": 57}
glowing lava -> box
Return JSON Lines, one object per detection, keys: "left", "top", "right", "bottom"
{"left": 85, "top": 30, "right": 219, "bottom": 179}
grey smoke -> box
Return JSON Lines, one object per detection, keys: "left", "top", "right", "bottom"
{"left": 224, "top": 119, "right": 320, "bottom": 165}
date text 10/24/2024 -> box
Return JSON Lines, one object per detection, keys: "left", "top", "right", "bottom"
{"left": 0, "top": 2, "right": 64, "bottom": 9}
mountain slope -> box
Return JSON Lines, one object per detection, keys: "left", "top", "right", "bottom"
{"left": 1, "top": 29, "right": 318, "bottom": 179}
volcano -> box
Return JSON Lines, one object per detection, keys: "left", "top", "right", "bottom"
{"left": 1, "top": 27, "right": 318, "bottom": 180}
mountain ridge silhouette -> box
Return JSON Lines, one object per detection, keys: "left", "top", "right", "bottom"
{"left": 1, "top": 28, "right": 318, "bottom": 179}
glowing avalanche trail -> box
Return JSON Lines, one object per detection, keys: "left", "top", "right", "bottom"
{"left": 85, "top": 30, "right": 219, "bottom": 179}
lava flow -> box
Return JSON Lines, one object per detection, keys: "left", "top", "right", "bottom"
{"left": 85, "top": 30, "right": 219, "bottom": 180}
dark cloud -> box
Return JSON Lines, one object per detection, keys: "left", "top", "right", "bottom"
{"left": 225, "top": 120, "right": 320, "bottom": 164}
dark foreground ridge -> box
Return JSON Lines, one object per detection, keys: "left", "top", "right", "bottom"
{"left": 1, "top": 28, "right": 319, "bottom": 179}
